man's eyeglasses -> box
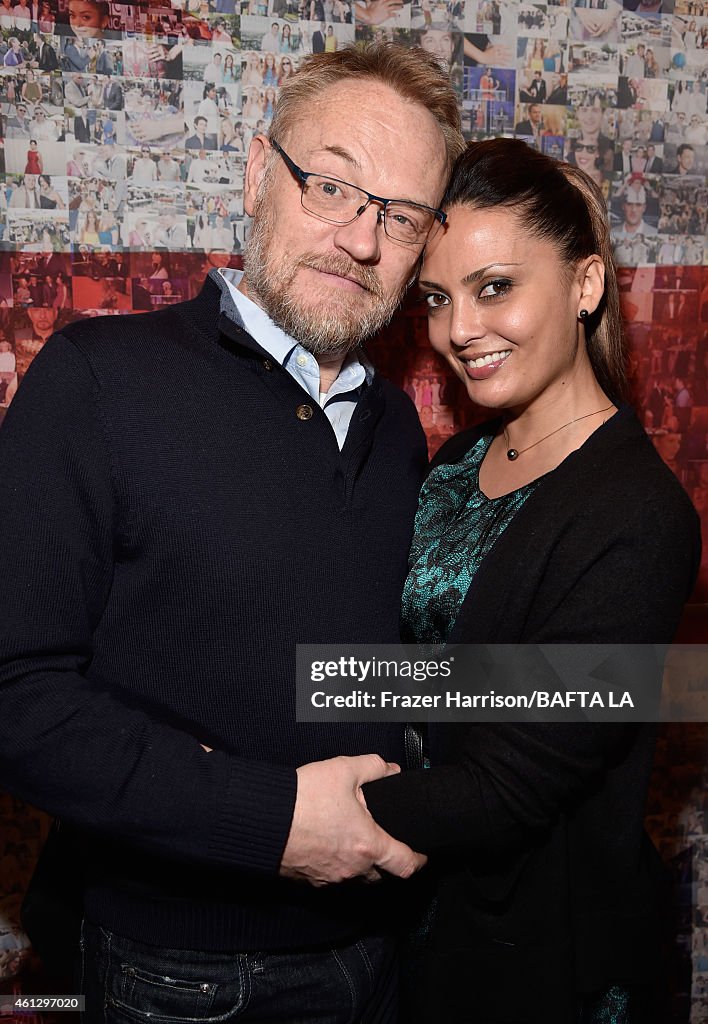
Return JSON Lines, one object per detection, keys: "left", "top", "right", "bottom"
{"left": 270, "top": 139, "right": 446, "bottom": 245}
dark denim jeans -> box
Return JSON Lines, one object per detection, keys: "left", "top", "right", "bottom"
{"left": 80, "top": 920, "right": 397, "bottom": 1024}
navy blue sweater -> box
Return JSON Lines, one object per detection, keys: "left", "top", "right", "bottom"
{"left": 0, "top": 276, "right": 428, "bottom": 950}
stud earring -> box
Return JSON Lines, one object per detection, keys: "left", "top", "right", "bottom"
{"left": 579, "top": 309, "right": 589, "bottom": 321}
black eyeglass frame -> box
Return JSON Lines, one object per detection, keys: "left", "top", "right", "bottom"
{"left": 270, "top": 139, "right": 447, "bottom": 245}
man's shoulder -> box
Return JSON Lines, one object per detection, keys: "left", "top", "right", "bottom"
{"left": 59, "top": 289, "right": 217, "bottom": 366}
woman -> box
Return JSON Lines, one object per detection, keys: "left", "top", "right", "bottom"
{"left": 20, "top": 70, "right": 41, "bottom": 105}
{"left": 98, "top": 211, "right": 117, "bottom": 246}
{"left": 24, "top": 140, "right": 42, "bottom": 175}
{"left": 262, "top": 86, "right": 277, "bottom": 120}
{"left": 644, "top": 47, "right": 659, "bottom": 77}
{"left": 363, "top": 139, "right": 701, "bottom": 1023}
{"left": 567, "top": 137, "right": 606, "bottom": 188}
{"left": 280, "top": 22, "right": 294, "bottom": 53}
{"left": 80, "top": 209, "right": 100, "bottom": 246}
{"left": 68, "top": 0, "right": 110, "bottom": 37}
{"left": 572, "top": 90, "right": 614, "bottom": 172}
{"left": 262, "top": 51, "right": 278, "bottom": 85}
{"left": 683, "top": 18, "right": 698, "bottom": 47}
{"left": 241, "top": 86, "right": 263, "bottom": 120}
{"left": 241, "top": 51, "right": 262, "bottom": 87}
{"left": 38, "top": 1, "right": 55, "bottom": 30}
{"left": 38, "top": 175, "right": 65, "bottom": 209}
{"left": 324, "top": 24, "right": 338, "bottom": 50}
{"left": 52, "top": 272, "right": 70, "bottom": 309}
{"left": 277, "top": 55, "right": 294, "bottom": 85}
{"left": 222, "top": 52, "right": 237, "bottom": 82}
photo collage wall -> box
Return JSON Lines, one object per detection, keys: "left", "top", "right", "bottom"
{"left": 0, "top": 0, "right": 704, "bottom": 596}
{"left": 0, "top": 0, "right": 706, "bottom": 1015}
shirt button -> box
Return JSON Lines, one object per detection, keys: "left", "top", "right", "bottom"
{"left": 262, "top": 358, "right": 273, "bottom": 371}
{"left": 296, "top": 403, "right": 314, "bottom": 421}
{"left": 296, "top": 354, "right": 308, "bottom": 367}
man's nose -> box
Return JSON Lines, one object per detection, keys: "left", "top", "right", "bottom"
{"left": 332, "top": 202, "right": 382, "bottom": 264}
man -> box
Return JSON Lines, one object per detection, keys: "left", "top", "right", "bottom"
{"left": 157, "top": 150, "right": 182, "bottom": 182}
{"left": 311, "top": 20, "right": 326, "bottom": 53}
{"left": 644, "top": 143, "right": 663, "bottom": 173}
{"left": 102, "top": 77, "right": 123, "bottom": 110}
{"left": 73, "top": 108, "right": 92, "bottom": 143}
{"left": 95, "top": 38, "right": 113, "bottom": 75}
{"left": 185, "top": 114, "right": 217, "bottom": 150}
{"left": 130, "top": 146, "right": 157, "bottom": 183}
{"left": 261, "top": 21, "right": 281, "bottom": 52}
{"left": 615, "top": 181, "right": 658, "bottom": 238}
{"left": 624, "top": 42, "right": 645, "bottom": 78}
{"left": 5, "top": 103, "right": 31, "bottom": 137}
{"left": 64, "top": 74, "right": 89, "bottom": 108}
{"left": 37, "top": 34, "right": 59, "bottom": 72}
{"left": 91, "top": 143, "right": 126, "bottom": 179}
{"left": 670, "top": 142, "right": 696, "bottom": 175}
{"left": 203, "top": 50, "right": 223, "bottom": 84}
{"left": 63, "top": 35, "right": 89, "bottom": 72}
{"left": 613, "top": 136, "right": 633, "bottom": 173}
{"left": 186, "top": 147, "right": 212, "bottom": 183}
{"left": 153, "top": 207, "right": 189, "bottom": 249}
{"left": 8, "top": 174, "right": 41, "bottom": 208}
{"left": 527, "top": 70, "right": 546, "bottom": 103}
{"left": 0, "top": 44, "right": 463, "bottom": 1022}
{"left": 547, "top": 72, "right": 567, "bottom": 106}
{"left": 514, "top": 101, "right": 543, "bottom": 138}
{"left": 197, "top": 83, "right": 220, "bottom": 122}
{"left": 14, "top": 305, "right": 58, "bottom": 375}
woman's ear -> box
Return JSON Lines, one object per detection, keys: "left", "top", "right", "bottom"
{"left": 577, "top": 255, "right": 605, "bottom": 319}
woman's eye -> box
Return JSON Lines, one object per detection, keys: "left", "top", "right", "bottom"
{"left": 423, "top": 292, "right": 448, "bottom": 310}
{"left": 479, "top": 279, "right": 511, "bottom": 299}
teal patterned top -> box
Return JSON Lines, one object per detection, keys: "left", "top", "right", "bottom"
{"left": 401, "top": 431, "right": 637, "bottom": 1024}
{"left": 401, "top": 433, "right": 539, "bottom": 645}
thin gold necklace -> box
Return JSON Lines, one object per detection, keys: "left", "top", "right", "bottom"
{"left": 503, "top": 404, "right": 614, "bottom": 461}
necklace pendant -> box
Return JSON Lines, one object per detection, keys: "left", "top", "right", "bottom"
{"left": 506, "top": 448, "right": 519, "bottom": 461}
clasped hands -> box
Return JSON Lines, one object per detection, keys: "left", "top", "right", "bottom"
{"left": 279, "top": 755, "right": 426, "bottom": 887}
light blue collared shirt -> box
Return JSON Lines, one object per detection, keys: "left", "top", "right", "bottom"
{"left": 210, "top": 267, "right": 372, "bottom": 450}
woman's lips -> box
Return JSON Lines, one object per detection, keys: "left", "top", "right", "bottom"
{"left": 460, "top": 349, "right": 512, "bottom": 380}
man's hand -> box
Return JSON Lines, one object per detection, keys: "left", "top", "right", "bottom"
{"left": 280, "top": 754, "right": 426, "bottom": 887}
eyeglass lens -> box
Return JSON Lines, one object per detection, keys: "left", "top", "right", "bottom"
{"left": 300, "top": 176, "right": 435, "bottom": 244}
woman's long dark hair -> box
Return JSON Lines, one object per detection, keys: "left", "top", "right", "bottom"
{"left": 442, "top": 138, "right": 627, "bottom": 404}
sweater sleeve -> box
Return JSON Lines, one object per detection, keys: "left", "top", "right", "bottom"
{"left": 0, "top": 335, "right": 296, "bottom": 874}
{"left": 364, "top": 497, "right": 701, "bottom": 856}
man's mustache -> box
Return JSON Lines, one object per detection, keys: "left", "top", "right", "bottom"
{"left": 297, "top": 254, "right": 383, "bottom": 299}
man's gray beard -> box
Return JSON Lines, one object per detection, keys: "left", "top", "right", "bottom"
{"left": 242, "top": 194, "right": 411, "bottom": 359}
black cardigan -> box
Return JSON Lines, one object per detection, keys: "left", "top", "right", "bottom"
{"left": 0, "top": 275, "right": 428, "bottom": 952}
{"left": 365, "top": 406, "right": 701, "bottom": 1023}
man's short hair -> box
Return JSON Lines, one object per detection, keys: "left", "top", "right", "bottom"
{"left": 268, "top": 43, "right": 464, "bottom": 175}
{"left": 677, "top": 143, "right": 694, "bottom": 157}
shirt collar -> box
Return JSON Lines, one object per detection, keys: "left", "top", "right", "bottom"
{"left": 208, "top": 266, "right": 374, "bottom": 384}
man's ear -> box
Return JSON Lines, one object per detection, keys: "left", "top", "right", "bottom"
{"left": 244, "top": 134, "right": 271, "bottom": 217}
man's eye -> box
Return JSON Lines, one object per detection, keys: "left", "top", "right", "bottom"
{"left": 318, "top": 181, "right": 342, "bottom": 198}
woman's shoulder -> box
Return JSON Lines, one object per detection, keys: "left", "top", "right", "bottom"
{"left": 429, "top": 417, "right": 500, "bottom": 473}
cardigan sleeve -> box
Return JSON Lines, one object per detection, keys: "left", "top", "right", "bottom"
{"left": 0, "top": 335, "right": 296, "bottom": 875}
{"left": 364, "top": 494, "right": 701, "bottom": 857}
